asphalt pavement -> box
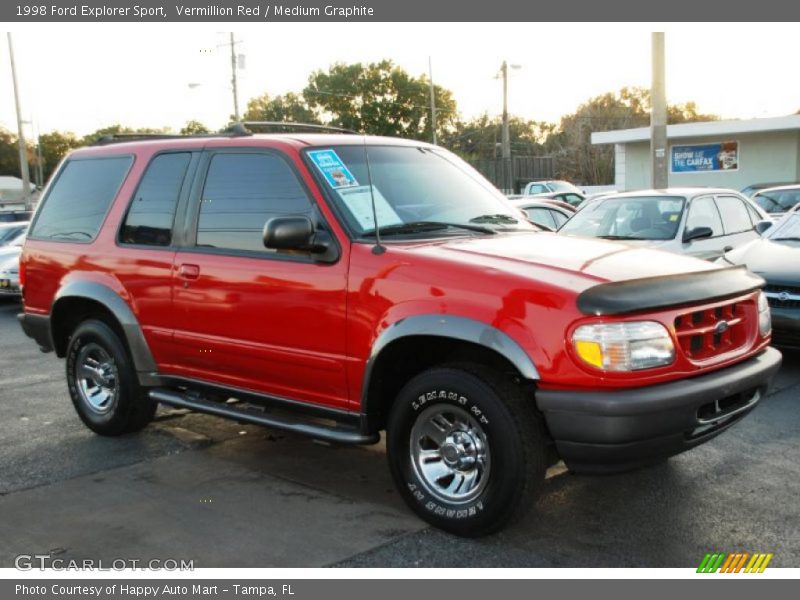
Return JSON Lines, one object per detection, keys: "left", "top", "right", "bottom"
{"left": 1, "top": 297, "right": 798, "bottom": 568}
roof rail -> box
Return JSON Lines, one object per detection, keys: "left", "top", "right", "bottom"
{"left": 91, "top": 133, "right": 188, "bottom": 146}
{"left": 234, "top": 121, "right": 358, "bottom": 135}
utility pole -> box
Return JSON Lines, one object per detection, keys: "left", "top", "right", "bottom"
{"left": 500, "top": 61, "right": 510, "bottom": 193}
{"left": 7, "top": 33, "right": 31, "bottom": 200}
{"left": 428, "top": 56, "right": 437, "bottom": 145}
{"left": 228, "top": 32, "right": 240, "bottom": 122}
{"left": 651, "top": 32, "right": 668, "bottom": 189}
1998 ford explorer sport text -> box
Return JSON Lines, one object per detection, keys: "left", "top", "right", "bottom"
{"left": 18, "top": 125, "right": 781, "bottom": 536}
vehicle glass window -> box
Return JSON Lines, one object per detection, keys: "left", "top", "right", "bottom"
{"left": 755, "top": 189, "right": 800, "bottom": 214}
{"left": 551, "top": 210, "right": 569, "bottom": 228}
{"left": 120, "top": 153, "right": 191, "bottom": 246}
{"left": 527, "top": 184, "right": 548, "bottom": 194}
{"left": 559, "top": 196, "right": 685, "bottom": 240}
{"left": 306, "top": 145, "right": 532, "bottom": 237}
{"left": 685, "top": 197, "right": 724, "bottom": 237}
{"left": 548, "top": 181, "right": 582, "bottom": 194}
{"left": 197, "top": 153, "right": 313, "bottom": 253}
{"left": 30, "top": 156, "right": 132, "bottom": 241}
{"left": 716, "top": 196, "right": 753, "bottom": 234}
{"left": 0, "top": 224, "right": 25, "bottom": 244}
{"left": 743, "top": 201, "right": 762, "bottom": 225}
{"left": 767, "top": 213, "right": 800, "bottom": 241}
{"left": 564, "top": 193, "right": 583, "bottom": 206}
{"left": 525, "top": 207, "right": 556, "bottom": 229}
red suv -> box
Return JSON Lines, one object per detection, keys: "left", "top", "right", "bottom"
{"left": 18, "top": 126, "right": 781, "bottom": 536}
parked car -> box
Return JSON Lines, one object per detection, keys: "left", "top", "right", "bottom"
{"left": 0, "top": 210, "right": 33, "bottom": 223}
{"left": 18, "top": 128, "right": 780, "bottom": 536}
{"left": 752, "top": 185, "right": 800, "bottom": 216}
{"left": 558, "top": 188, "right": 772, "bottom": 261}
{"left": 719, "top": 209, "right": 800, "bottom": 349}
{"left": 0, "top": 253, "right": 21, "bottom": 297}
{"left": 509, "top": 199, "right": 574, "bottom": 230}
{"left": 522, "top": 179, "right": 583, "bottom": 196}
{"left": 741, "top": 182, "right": 794, "bottom": 198}
{"left": 529, "top": 190, "right": 586, "bottom": 208}
{"left": 0, "top": 221, "right": 28, "bottom": 246}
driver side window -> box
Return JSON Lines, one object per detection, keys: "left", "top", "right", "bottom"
{"left": 685, "top": 197, "right": 723, "bottom": 238}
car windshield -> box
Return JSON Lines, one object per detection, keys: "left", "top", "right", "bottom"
{"left": 754, "top": 188, "right": 800, "bottom": 213}
{"left": 559, "top": 195, "right": 686, "bottom": 241}
{"left": 305, "top": 145, "right": 534, "bottom": 237}
{"left": 548, "top": 180, "right": 583, "bottom": 194}
{"left": 766, "top": 213, "right": 800, "bottom": 242}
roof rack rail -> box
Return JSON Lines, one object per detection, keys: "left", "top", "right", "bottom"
{"left": 91, "top": 133, "right": 189, "bottom": 146}
{"left": 234, "top": 121, "right": 358, "bottom": 135}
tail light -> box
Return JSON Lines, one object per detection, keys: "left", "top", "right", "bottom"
{"left": 18, "top": 258, "right": 26, "bottom": 288}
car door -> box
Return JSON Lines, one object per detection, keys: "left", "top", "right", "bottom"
{"left": 715, "top": 194, "right": 761, "bottom": 255}
{"left": 681, "top": 195, "right": 726, "bottom": 260}
{"left": 167, "top": 148, "right": 351, "bottom": 411}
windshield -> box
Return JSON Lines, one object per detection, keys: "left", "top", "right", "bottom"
{"left": 306, "top": 145, "right": 533, "bottom": 237}
{"left": 559, "top": 196, "right": 686, "bottom": 240}
{"left": 766, "top": 212, "right": 800, "bottom": 241}
{"left": 754, "top": 188, "right": 800, "bottom": 213}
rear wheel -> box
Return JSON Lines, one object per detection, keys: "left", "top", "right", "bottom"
{"left": 66, "top": 319, "right": 155, "bottom": 436}
{"left": 386, "top": 364, "right": 547, "bottom": 537}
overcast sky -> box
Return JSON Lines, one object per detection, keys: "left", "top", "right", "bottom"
{"left": 2, "top": 23, "right": 799, "bottom": 137}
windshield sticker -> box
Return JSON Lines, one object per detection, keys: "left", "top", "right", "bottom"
{"left": 337, "top": 185, "right": 403, "bottom": 230}
{"left": 307, "top": 149, "right": 359, "bottom": 189}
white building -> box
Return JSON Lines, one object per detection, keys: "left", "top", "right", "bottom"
{"left": 591, "top": 115, "right": 800, "bottom": 192}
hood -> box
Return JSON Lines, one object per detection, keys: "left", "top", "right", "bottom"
{"left": 413, "top": 232, "right": 717, "bottom": 284}
{"left": 726, "top": 238, "right": 800, "bottom": 284}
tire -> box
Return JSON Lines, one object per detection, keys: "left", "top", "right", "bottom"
{"left": 65, "top": 318, "right": 155, "bottom": 436}
{"left": 386, "top": 364, "right": 547, "bottom": 537}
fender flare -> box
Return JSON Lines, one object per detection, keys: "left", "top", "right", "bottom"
{"left": 361, "top": 314, "right": 540, "bottom": 408}
{"left": 52, "top": 280, "right": 158, "bottom": 374}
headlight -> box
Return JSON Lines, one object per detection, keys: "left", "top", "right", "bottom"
{"left": 758, "top": 291, "right": 771, "bottom": 337}
{"left": 573, "top": 321, "right": 675, "bottom": 371}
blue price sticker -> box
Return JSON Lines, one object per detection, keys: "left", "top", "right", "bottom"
{"left": 307, "top": 149, "right": 359, "bottom": 188}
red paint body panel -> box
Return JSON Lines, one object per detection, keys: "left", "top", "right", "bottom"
{"left": 20, "top": 134, "right": 771, "bottom": 414}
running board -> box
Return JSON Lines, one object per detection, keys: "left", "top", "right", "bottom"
{"left": 149, "top": 388, "right": 379, "bottom": 445}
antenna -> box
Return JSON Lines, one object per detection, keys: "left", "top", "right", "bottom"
{"left": 362, "top": 134, "right": 385, "bottom": 255}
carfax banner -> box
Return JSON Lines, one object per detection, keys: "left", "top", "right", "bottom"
{"left": 671, "top": 141, "right": 739, "bottom": 173}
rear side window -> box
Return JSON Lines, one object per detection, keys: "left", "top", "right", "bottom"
{"left": 196, "top": 153, "right": 313, "bottom": 253}
{"left": 120, "top": 153, "right": 191, "bottom": 246}
{"left": 716, "top": 195, "right": 753, "bottom": 234}
{"left": 525, "top": 207, "right": 556, "bottom": 229}
{"left": 30, "top": 156, "right": 132, "bottom": 242}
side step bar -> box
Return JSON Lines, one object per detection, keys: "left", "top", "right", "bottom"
{"left": 149, "top": 388, "right": 380, "bottom": 445}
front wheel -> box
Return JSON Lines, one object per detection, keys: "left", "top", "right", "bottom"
{"left": 66, "top": 319, "right": 155, "bottom": 436}
{"left": 386, "top": 365, "right": 547, "bottom": 537}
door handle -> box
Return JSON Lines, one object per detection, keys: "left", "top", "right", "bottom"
{"left": 723, "top": 246, "right": 734, "bottom": 253}
{"left": 178, "top": 264, "right": 200, "bottom": 280}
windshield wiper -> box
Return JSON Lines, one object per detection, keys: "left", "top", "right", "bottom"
{"left": 772, "top": 237, "right": 800, "bottom": 242}
{"left": 469, "top": 214, "right": 519, "bottom": 225}
{"left": 596, "top": 235, "right": 644, "bottom": 240}
{"left": 363, "top": 221, "right": 496, "bottom": 237}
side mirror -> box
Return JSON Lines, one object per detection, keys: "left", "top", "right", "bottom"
{"left": 682, "top": 226, "right": 713, "bottom": 243}
{"left": 755, "top": 220, "right": 773, "bottom": 235}
{"left": 263, "top": 216, "right": 314, "bottom": 250}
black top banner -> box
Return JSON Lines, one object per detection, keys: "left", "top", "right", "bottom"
{"left": 3, "top": 0, "right": 800, "bottom": 21}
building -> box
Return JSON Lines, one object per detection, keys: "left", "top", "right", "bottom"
{"left": 591, "top": 115, "right": 800, "bottom": 192}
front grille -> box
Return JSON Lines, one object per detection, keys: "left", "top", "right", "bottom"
{"left": 764, "top": 285, "right": 800, "bottom": 309}
{"left": 674, "top": 301, "right": 747, "bottom": 361}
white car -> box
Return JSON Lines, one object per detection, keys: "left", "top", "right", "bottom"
{"left": 558, "top": 188, "right": 772, "bottom": 261}
{"left": 0, "top": 252, "right": 21, "bottom": 297}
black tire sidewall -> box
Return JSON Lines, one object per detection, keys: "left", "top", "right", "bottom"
{"left": 387, "top": 368, "right": 527, "bottom": 535}
{"left": 65, "top": 319, "right": 142, "bottom": 434}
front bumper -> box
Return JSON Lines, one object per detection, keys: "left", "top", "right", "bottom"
{"left": 536, "top": 347, "right": 782, "bottom": 474}
{"left": 771, "top": 308, "right": 800, "bottom": 349}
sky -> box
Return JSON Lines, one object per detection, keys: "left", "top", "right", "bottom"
{"left": 1, "top": 23, "right": 799, "bottom": 137}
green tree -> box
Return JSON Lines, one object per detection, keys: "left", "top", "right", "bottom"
{"left": 241, "top": 92, "right": 319, "bottom": 124}
{"left": 552, "top": 87, "right": 719, "bottom": 184}
{"left": 80, "top": 124, "right": 172, "bottom": 146}
{"left": 443, "top": 113, "right": 556, "bottom": 161}
{"left": 180, "top": 120, "right": 210, "bottom": 135}
{"left": 302, "top": 60, "right": 457, "bottom": 140}
{"left": 0, "top": 127, "right": 20, "bottom": 177}
{"left": 38, "top": 130, "right": 81, "bottom": 181}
